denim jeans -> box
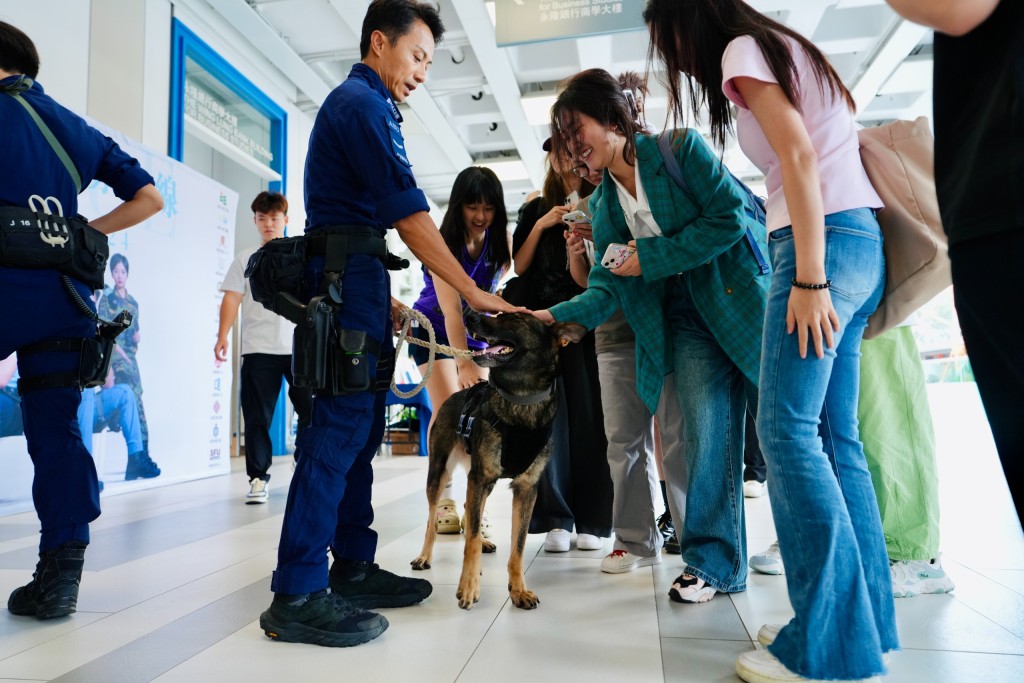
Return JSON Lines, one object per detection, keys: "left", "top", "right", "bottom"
{"left": 757, "top": 208, "right": 898, "bottom": 679}
{"left": 666, "top": 276, "right": 756, "bottom": 593}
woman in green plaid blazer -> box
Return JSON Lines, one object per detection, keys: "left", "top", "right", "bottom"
{"left": 537, "top": 69, "right": 770, "bottom": 605}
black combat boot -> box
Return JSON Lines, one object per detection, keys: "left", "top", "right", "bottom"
{"left": 125, "top": 450, "right": 161, "bottom": 480}
{"left": 8, "top": 541, "right": 87, "bottom": 619}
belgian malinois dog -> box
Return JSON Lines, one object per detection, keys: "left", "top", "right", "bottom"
{"left": 410, "top": 312, "right": 586, "bottom": 610}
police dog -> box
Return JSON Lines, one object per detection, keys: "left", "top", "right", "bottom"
{"left": 410, "top": 311, "right": 585, "bottom": 610}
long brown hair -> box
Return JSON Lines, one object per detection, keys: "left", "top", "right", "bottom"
{"left": 643, "top": 0, "right": 855, "bottom": 149}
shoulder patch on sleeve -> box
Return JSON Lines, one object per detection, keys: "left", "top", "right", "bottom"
{"left": 385, "top": 116, "right": 412, "bottom": 167}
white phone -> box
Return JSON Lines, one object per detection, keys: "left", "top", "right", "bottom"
{"left": 564, "top": 190, "right": 579, "bottom": 206}
{"left": 561, "top": 209, "right": 591, "bottom": 225}
{"left": 601, "top": 243, "right": 634, "bottom": 269}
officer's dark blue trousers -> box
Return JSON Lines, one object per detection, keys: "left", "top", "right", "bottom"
{"left": 271, "top": 253, "right": 393, "bottom": 595}
{"left": 0, "top": 267, "right": 101, "bottom": 552}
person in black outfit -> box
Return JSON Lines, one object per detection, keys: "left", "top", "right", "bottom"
{"left": 885, "top": 0, "right": 1023, "bottom": 527}
{"left": 511, "top": 151, "right": 613, "bottom": 553}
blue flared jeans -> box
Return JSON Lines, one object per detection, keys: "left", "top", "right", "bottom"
{"left": 757, "top": 208, "right": 899, "bottom": 679}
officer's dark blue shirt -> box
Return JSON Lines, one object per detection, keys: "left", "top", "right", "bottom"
{"left": 303, "top": 63, "right": 429, "bottom": 233}
{"left": 0, "top": 76, "right": 154, "bottom": 217}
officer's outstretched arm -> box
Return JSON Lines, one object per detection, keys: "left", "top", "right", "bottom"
{"left": 394, "top": 211, "right": 525, "bottom": 314}
{"left": 89, "top": 184, "right": 164, "bottom": 235}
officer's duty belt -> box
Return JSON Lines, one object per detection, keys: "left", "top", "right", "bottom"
{"left": 304, "top": 226, "right": 387, "bottom": 274}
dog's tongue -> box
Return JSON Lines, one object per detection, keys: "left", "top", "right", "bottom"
{"left": 475, "top": 344, "right": 511, "bottom": 356}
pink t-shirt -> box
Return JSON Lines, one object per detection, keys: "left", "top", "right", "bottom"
{"left": 721, "top": 35, "right": 881, "bottom": 232}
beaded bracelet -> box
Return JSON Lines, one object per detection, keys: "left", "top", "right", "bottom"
{"left": 791, "top": 278, "right": 832, "bottom": 290}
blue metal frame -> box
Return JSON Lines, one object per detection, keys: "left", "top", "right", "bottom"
{"left": 170, "top": 18, "right": 292, "bottom": 453}
{"left": 169, "top": 18, "right": 287, "bottom": 192}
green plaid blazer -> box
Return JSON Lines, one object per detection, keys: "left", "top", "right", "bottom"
{"left": 550, "top": 130, "right": 770, "bottom": 412}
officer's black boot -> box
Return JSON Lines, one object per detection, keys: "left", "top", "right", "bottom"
{"left": 125, "top": 450, "right": 161, "bottom": 480}
{"left": 8, "top": 541, "right": 87, "bottom": 619}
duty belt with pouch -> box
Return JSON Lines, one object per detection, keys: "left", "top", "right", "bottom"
{"left": 244, "top": 226, "right": 405, "bottom": 395}
{"left": 1, "top": 76, "right": 109, "bottom": 289}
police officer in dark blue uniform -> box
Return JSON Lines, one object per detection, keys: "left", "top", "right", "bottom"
{"left": 258, "top": 0, "right": 520, "bottom": 648}
{"left": 0, "top": 21, "right": 163, "bottom": 619}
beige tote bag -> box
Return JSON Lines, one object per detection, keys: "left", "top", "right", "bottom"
{"left": 859, "top": 117, "right": 951, "bottom": 339}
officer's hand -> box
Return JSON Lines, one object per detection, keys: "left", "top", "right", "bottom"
{"left": 463, "top": 290, "right": 529, "bottom": 315}
{"left": 214, "top": 338, "right": 229, "bottom": 361}
{"left": 390, "top": 296, "right": 408, "bottom": 333}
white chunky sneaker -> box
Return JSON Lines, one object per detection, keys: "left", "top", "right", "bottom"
{"left": 736, "top": 649, "right": 880, "bottom": 683}
{"left": 890, "top": 557, "right": 955, "bottom": 597}
{"left": 246, "top": 478, "right": 269, "bottom": 504}
{"left": 749, "top": 540, "right": 785, "bottom": 575}
{"left": 576, "top": 533, "right": 604, "bottom": 551}
{"left": 543, "top": 529, "right": 571, "bottom": 552}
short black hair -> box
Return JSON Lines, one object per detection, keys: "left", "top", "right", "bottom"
{"left": 0, "top": 21, "right": 40, "bottom": 79}
{"left": 251, "top": 191, "right": 288, "bottom": 215}
{"left": 359, "top": 0, "right": 444, "bottom": 59}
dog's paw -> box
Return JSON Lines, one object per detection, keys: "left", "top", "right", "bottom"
{"left": 510, "top": 589, "right": 540, "bottom": 610}
{"left": 410, "top": 556, "right": 431, "bottom": 570}
{"left": 482, "top": 540, "right": 497, "bottom": 554}
{"left": 456, "top": 578, "right": 481, "bottom": 609}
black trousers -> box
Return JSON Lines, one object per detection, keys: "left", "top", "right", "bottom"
{"left": 950, "top": 229, "right": 1024, "bottom": 528}
{"left": 240, "top": 353, "right": 313, "bottom": 482}
{"left": 743, "top": 408, "right": 767, "bottom": 483}
{"left": 529, "top": 331, "right": 614, "bottom": 537}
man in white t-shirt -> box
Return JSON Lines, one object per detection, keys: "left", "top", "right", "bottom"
{"left": 216, "top": 192, "right": 313, "bottom": 504}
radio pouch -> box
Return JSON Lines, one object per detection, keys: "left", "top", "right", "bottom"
{"left": 334, "top": 329, "right": 371, "bottom": 394}
{"left": 292, "top": 295, "right": 334, "bottom": 390}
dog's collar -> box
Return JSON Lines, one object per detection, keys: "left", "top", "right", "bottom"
{"left": 491, "top": 380, "right": 554, "bottom": 406}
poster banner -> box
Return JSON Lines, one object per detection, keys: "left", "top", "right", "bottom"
{"left": 0, "top": 120, "right": 238, "bottom": 513}
{"left": 495, "top": 0, "right": 645, "bottom": 47}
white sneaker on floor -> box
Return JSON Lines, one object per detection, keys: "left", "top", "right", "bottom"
{"left": 576, "top": 533, "right": 604, "bottom": 551}
{"left": 543, "top": 529, "right": 571, "bottom": 552}
{"left": 890, "top": 557, "right": 955, "bottom": 597}
{"left": 246, "top": 478, "right": 269, "bottom": 504}
{"left": 749, "top": 540, "right": 785, "bottom": 575}
{"left": 736, "top": 649, "right": 880, "bottom": 683}
{"left": 600, "top": 549, "right": 661, "bottom": 574}
{"left": 743, "top": 480, "right": 767, "bottom": 498}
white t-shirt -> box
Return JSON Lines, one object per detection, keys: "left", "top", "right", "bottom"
{"left": 721, "top": 35, "right": 882, "bottom": 232}
{"left": 221, "top": 244, "right": 295, "bottom": 356}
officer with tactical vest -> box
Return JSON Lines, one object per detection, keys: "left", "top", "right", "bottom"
{"left": 256, "top": 0, "right": 522, "bottom": 648}
{"left": 0, "top": 22, "right": 163, "bottom": 619}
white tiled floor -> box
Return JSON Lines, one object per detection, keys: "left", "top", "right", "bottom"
{"left": 0, "top": 382, "right": 1021, "bottom": 682}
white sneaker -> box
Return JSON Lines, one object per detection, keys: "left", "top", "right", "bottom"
{"left": 743, "top": 480, "right": 767, "bottom": 498}
{"left": 736, "top": 649, "right": 879, "bottom": 682}
{"left": 436, "top": 498, "right": 461, "bottom": 534}
{"left": 543, "top": 529, "right": 571, "bottom": 552}
{"left": 246, "top": 478, "right": 269, "bottom": 504}
{"left": 749, "top": 540, "right": 785, "bottom": 575}
{"left": 576, "top": 533, "right": 604, "bottom": 551}
{"left": 600, "top": 549, "right": 662, "bottom": 574}
{"left": 890, "top": 557, "right": 955, "bottom": 597}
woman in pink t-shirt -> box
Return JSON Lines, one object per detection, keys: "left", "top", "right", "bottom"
{"left": 644, "top": 1, "right": 896, "bottom": 682}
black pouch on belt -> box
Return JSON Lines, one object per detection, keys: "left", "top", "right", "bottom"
{"left": 291, "top": 295, "right": 333, "bottom": 390}
{"left": 332, "top": 329, "right": 372, "bottom": 394}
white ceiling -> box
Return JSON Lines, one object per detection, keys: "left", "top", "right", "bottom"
{"left": 201, "top": 0, "right": 934, "bottom": 217}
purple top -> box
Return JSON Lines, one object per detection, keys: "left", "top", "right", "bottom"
{"left": 412, "top": 231, "right": 503, "bottom": 349}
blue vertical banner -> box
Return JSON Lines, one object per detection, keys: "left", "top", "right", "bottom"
{"left": 495, "top": 0, "right": 646, "bottom": 46}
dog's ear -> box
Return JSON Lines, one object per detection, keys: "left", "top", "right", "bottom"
{"left": 553, "top": 322, "right": 589, "bottom": 347}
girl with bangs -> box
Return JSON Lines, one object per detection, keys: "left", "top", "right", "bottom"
{"left": 408, "top": 166, "right": 511, "bottom": 536}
